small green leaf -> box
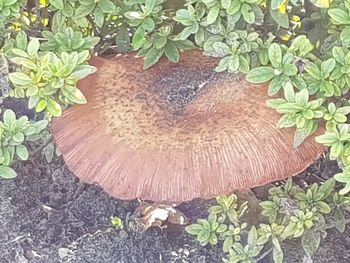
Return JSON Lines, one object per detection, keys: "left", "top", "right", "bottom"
{"left": 94, "top": 6, "right": 104, "bottom": 27}
{"left": 328, "top": 9, "right": 350, "bottom": 25}
{"left": 15, "top": 31, "right": 28, "bottom": 50}
{"left": 246, "top": 67, "right": 275, "bottom": 83}
{"left": 9, "top": 72, "right": 33, "bottom": 85}
{"left": 3, "top": 109, "right": 16, "bottom": 125}
{"left": 62, "top": 86, "right": 87, "bottom": 104}
{"left": 197, "top": 229, "right": 211, "bottom": 242}
{"left": 16, "top": 145, "right": 29, "bottom": 161}
{"left": 270, "top": 8, "right": 289, "bottom": 28}
{"left": 241, "top": 3, "right": 255, "bottom": 24}
{"left": 143, "top": 47, "right": 164, "bottom": 69}
{"left": 164, "top": 42, "right": 180, "bottom": 63}
{"left": 305, "top": 63, "right": 321, "bottom": 80}
{"left": 75, "top": 4, "right": 95, "bottom": 18}
{"left": 98, "top": 0, "right": 115, "bottom": 13}
{"left": 0, "top": 165, "right": 17, "bottom": 179}
{"left": 50, "top": 0, "right": 64, "bottom": 9}
{"left": 269, "top": 43, "right": 282, "bottom": 68}
{"left": 301, "top": 230, "right": 321, "bottom": 257}
{"left": 27, "top": 39, "right": 40, "bottom": 57}
{"left": 47, "top": 99, "right": 63, "bottom": 117}
{"left": 207, "top": 6, "right": 220, "bottom": 25}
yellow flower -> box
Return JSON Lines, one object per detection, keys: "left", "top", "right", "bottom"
{"left": 9, "top": 21, "right": 22, "bottom": 31}
{"left": 278, "top": 0, "right": 287, "bottom": 14}
{"left": 280, "top": 32, "right": 292, "bottom": 41}
{"left": 39, "top": 0, "right": 47, "bottom": 8}
{"left": 41, "top": 18, "right": 49, "bottom": 26}
{"left": 291, "top": 15, "right": 301, "bottom": 29}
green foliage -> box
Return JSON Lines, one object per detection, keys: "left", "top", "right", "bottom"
{"left": 187, "top": 178, "right": 350, "bottom": 263}
{"left": 111, "top": 216, "right": 124, "bottom": 229}
{"left": 203, "top": 30, "right": 260, "bottom": 73}
{"left": 267, "top": 84, "right": 324, "bottom": 147}
{"left": 0, "top": 109, "right": 48, "bottom": 178}
{"left": 8, "top": 37, "right": 96, "bottom": 117}
{"left": 316, "top": 124, "right": 350, "bottom": 163}
{"left": 40, "top": 27, "right": 100, "bottom": 53}
{"left": 185, "top": 213, "right": 227, "bottom": 246}
{"left": 0, "top": 0, "right": 23, "bottom": 23}
{"left": 246, "top": 43, "right": 300, "bottom": 96}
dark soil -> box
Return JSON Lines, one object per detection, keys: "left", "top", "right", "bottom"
{"left": 1, "top": 75, "right": 350, "bottom": 263}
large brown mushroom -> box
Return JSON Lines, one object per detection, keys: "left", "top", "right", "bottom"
{"left": 51, "top": 50, "right": 324, "bottom": 202}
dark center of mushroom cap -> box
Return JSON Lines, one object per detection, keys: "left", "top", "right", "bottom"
{"left": 89, "top": 55, "right": 254, "bottom": 149}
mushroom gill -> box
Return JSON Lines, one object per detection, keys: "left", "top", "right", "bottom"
{"left": 51, "top": 50, "right": 325, "bottom": 202}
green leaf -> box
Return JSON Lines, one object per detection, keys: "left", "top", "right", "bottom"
{"left": 332, "top": 46, "right": 345, "bottom": 64}
{"left": 143, "top": 48, "right": 164, "bottom": 69}
{"left": 9, "top": 72, "right": 32, "bottom": 85}
{"left": 305, "top": 63, "right": 321, "bottom": 80}
{"left": 223, "top": 237, "right": 234, "bottom": 253}
{"left": 3, "top": 109, "right": 16, "bottom": 125}
{"left": 215, "top": 56, "right": 229, "bottom": 72}
{"left": 328, "top": 9, "right": 350, "bottom": 25}
{"left": 271, "top": 0, "right": 284, "bottom": 9}
{"left": 246, "top": 67, "right": 275, "bottom": 83}
{"left": 228, "top": 55, "right": 240, "bottom": 72}
{"left": 0, "top": 165, "right": 17, "bottom": 179}
{"left": 207, "top": 6, "right": 220, "bottom": 25}
{"left": 340, "top": 27, "right": 350, "bottom": 46}
{"left": 319, "top": 178, "right": 335, "bottom": 199}
{"left": 294, "top": 126, "right": 312, "bottom": 147}
{"left": 47, "top": 99, "right": 63, "bottom": 117}
{"left": 62, "top": 3, "right": 74, "bottom": 17}
{"left": 50, "top": 0, "right": 64, "bottom": 9}
{"left": 16, "top": 145, "right": 29, "bottom": 161}
{"left": 185, "top": 223, "right": 204, "bottom": 235}
{"left": 27, "top": 39, "right": 40, "bottom": 57}
{"left": 268, "top": 99, "right": 285, "bottom": 109}
{"left": 270, "top": 8, "right": 289, "bottom": 28}
{"left": 277, "top": 114, "right": 296, "bottom": 128}
{"left": 241, "top": 3, "right": 255, "bottom": 24}
{"left": 269, "top": 43, "right": 282, "bottom": 68}
{"left": 259, "top": 49, "right": 269, "bottom": 65}
{"left": 248, "top": 226, "right": 257, "bottom": 246}
{"left": 321, "top": 58, "right": 336, "bottom": 78}
{"left": 62, "top": 86, "right": 87, "bottom": 104}
{"left": 273, "top": 247, "right": 283, "bottom": 263}
{"left": 301, "top": 230, "right": 321, "bottom": 257}
{"left": 268, "top": 77, "right": 283, "bottom": 96}
{"left": 15, "top": 31, "right": 28, "bottom": 50}
{"left": 212, "top": 42, "right": 231, "bottom": 57}
{"left": 165, "top": 42, "right": 179, "bottom": 63}
{"left": 116, "top": 25, "right": 130, "bottom": 53}
{"left": 221, "top": 0, "right": 232, "bottom": 9}
{"left": 75, "top": 4, "right": 95, "bottom": 18}
{"left": 13, "top": 132, "right": 24, "bottom": 143}
{"left": 36, "top": 100, "right": 47, "bottom": 112}
{"left": 197, "top": 229, "right": 211, "bottom": 242}
{"left": 98, "top": 0, "right": 115, "bottom": 13}
{"left": 283, "top": 64, "right": 298, "bottom": 76}
{"left": 94, "top": 6, "right": 104, "bottom": 27}
{"left": 310, "top": 0, "right": 331, "bottom": 8}
{"left": 70, "top": 65, "right": 97, "bottom": 79}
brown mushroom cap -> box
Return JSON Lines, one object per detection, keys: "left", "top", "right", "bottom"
{"left": 51, "top": 50, "right": 325, "bottom": 202}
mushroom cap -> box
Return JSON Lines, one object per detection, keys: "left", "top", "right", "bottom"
{"left": 51, "top": 50, "right": 325, "bottom": 202}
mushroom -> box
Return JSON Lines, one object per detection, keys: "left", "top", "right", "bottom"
{"left": 51, "top": 50, "right": 325, "bottom": 203}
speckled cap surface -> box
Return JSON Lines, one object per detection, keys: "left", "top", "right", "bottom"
{"left": 51, "top": 50, "right": 325, "bottom": 202}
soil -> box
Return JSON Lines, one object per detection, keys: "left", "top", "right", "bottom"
{"left": 1, "top": 73, "right": 350, "bottom": 263}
